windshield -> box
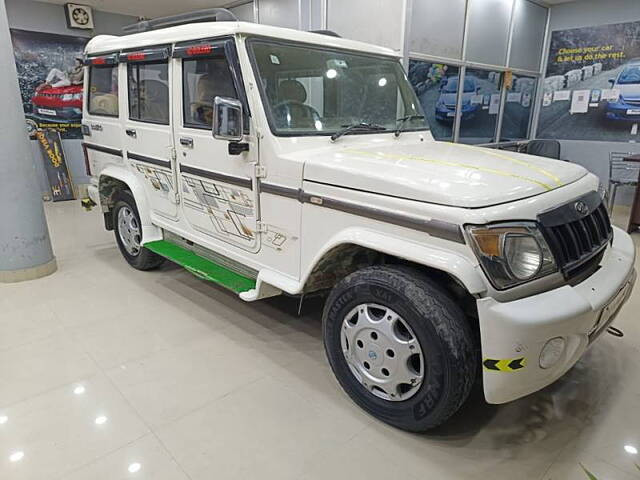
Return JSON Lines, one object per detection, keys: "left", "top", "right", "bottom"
{"left": 248, "top": 39, "right": 428, "bottom": 136}
{"left": 618, "top": 66, "right": 640, "bottom": 85}
{"left": 442, "top": 77, "right": 476, "bottom": 93}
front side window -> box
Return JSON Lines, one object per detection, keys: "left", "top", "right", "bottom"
{"left": 183, "top": 56, "right": 238, "bottom": 129}
{"left": 249, "top": 40, "right": 427, "bottom": 136}
{"left": 88, "top": 65, "right": 118, "bottom": 116}
{"left": 127, "top": 62, "right": 170, "bottom": 124}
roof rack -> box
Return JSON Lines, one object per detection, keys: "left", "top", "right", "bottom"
{"left": 123, "top": 8, "right": 238, "bottom": 34}
{"left": 310, "top": 30, "right": 341, "bottom": 37}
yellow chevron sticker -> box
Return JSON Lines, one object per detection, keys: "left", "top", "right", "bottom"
{"left": 483, "top": 357, "right": 527, "bottom": 372}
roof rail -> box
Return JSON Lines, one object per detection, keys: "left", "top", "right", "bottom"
{"left": 123, "top": 8, "right": 238, "bottom": 34}
{"left": 310, "top": 30, "right": 341, "bottom": 37}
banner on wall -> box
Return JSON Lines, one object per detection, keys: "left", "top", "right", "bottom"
{"left": 538, "top": 20, "right": 640, "bottom": 142}
{"left": 9, "top": 29, "right": 88, "bottom": 140}
{"left": 35, "top": 129, "right": 76, "bottom": 202}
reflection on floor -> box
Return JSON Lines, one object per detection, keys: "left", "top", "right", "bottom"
{"left": 0, "top": 201, "right": 639, "bottom": 480}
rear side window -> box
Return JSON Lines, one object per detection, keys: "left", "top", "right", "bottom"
{"left": 183, "top": 56, "right": 237, "bottom": 129}
{"left": 127, "top": 62, "right": 170, "bottom": 124}
{"left": 88, "top": 65, "right": 119, "bottom": 117}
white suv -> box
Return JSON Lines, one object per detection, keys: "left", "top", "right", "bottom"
{"left": 81, "top": 12, "right": 636, "bottom": 431}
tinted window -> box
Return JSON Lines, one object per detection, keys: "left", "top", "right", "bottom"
{"left": 88, "top": 65, "right": 118, "bottom": 117}
{"left": 183, "top": 56, "right": 237, "bottom": 128}
{"left": 127, "top": 62, "right": 169, "bottom": 124}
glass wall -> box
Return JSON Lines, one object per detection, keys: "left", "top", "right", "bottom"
{"left": 501, "top": 75, "right": 537, "bottom": 140}
{"left": 408, "top": 60, "right": 460, "bottom": 141}
{"left": 458, "top": 69, "right": 502, "bottom": 144}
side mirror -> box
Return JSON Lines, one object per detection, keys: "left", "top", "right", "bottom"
{"left": 213, "top": 96, "right": 243, "bottom": 142}
{"left": 609, "top": 78, "right": 615, "bottom": 87}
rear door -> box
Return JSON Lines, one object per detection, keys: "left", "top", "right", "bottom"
{"left": 82, "top": 55, "right": 123, "bottom": 175}
{"left": 173, "top": 38, "right": 259, "bottom": 252}
{"left": 121, "top": 47, "right": 178, "bottom": 220}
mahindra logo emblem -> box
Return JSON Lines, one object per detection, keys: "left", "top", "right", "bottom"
{"left": 574, "top": 201, "right": 588, "bottom": 215}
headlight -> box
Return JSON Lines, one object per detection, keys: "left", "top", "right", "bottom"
{"left": 466, "top": 222, "right": 557, "bottom": 289}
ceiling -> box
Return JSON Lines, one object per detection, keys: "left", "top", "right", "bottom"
{"left": 37, "top": 0, "right": 234, "bottom": 18}
{"left": 37, "top": 0, "right": 584, "bottom": 19}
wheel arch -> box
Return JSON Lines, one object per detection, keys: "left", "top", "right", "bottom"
{"left": 301, "top": 227, "right": 486, "bottom": 299}
{"left": 98, "top": 166, "right": 162, "bottom": 244}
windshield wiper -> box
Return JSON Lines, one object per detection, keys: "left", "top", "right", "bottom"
{"left": 395, "top": 114, "right": 425, "bottom": 137}
{"left": 330, "top": 122, "right": 387, "bottom": 142}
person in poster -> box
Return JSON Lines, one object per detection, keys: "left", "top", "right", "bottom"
{"left": 538, "top": 20, "right": 640, "bottom": 142}
{"left": 9, "top": 29, "right": 88, "bottom": 140}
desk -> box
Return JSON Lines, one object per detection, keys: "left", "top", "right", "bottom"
{"left": 623, "top": 153, "right": 640, "bottom": 233}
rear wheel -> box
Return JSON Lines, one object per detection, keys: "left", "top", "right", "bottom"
{"left": 323, "top": 265, "right": 476, "bottom": 431}
{"left": 113, "top": 191, "right": 164, "bottom": 271}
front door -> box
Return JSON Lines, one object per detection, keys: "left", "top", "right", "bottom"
{"left": 173, "top": 39, "right": 259, "bottom": 252}
{"left": 122, "top": 48, "right": 178, "bottom": 220}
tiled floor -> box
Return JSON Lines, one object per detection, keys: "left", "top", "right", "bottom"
{"left": 1, "top": 201, "right": 639, "bottom": 480}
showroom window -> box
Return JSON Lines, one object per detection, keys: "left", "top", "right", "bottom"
{"left": 458, "top": 69, "right": 502, "bottom": 144}
{"left": 408, "top": 60, "right": 459, "bottom": 141}
{"left": 88, "top": 65, "right": 118, "bottom": 117}
{"left": 127, "top": 61, "right": 170, "bottom": 124}
{"left": 183, "top": 56, "right": 238, "bottom": 129}
{"left": 500, "top": 75, "right": 537, "bottom": 141}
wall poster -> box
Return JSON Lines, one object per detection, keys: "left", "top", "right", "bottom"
{"left": 9, "top": 29, "right": 88, "bottom": 140}
{"left": 35, "top": 129, "right": 75, "bottom": 202}
{"left": 538, "top": 20, "right": 640, "bottom": 142}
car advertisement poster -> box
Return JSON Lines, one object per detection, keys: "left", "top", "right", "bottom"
{"left": 35, "top": 129, "right": 76, "bottom": 202}
{"left": 538, "top": 20, "right": 640, "bottom": 142}
{"left": 9, "top": 29, "right": 87, "bottom": 140}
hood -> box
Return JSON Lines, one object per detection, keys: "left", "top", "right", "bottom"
{"left": 618, "top": 83, "right": 640, "bottom": 99}
{"left": 302, "top": 141, "right": 587, "bottom": 208}
{"left": 439, "top": 93, "right": 457, "bottom": 105}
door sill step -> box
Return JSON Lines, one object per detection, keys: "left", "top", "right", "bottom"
{"left": 144, "top": 240, "right": 256, "bottom": 293}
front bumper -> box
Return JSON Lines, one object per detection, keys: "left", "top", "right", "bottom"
{"left": 478, "top": 225, "right": 636, "bottom": 404}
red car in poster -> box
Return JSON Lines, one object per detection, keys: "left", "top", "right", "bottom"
{"left": 31, "top": 84, "right": 83, "bottom": 121}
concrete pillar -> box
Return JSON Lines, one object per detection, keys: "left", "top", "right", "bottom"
{"left": 0, "top": 0, "right": 56, "bottom": 283}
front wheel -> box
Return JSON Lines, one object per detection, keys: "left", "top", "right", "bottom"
{"left": 323, "top": 265, "right": 476, "bottom": 431}
{"left": 113, "top": 191, "right": 164, "bottom": 271}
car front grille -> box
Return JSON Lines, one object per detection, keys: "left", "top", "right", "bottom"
{"left": 538, "top": 191, "right": 612, "bottom": 282}
{"left": 625, "top": 98, "right": 640, "bottom": 106}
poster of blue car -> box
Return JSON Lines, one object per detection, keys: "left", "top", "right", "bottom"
{"left": 539, "top": 20, "right": 640, "bottom": 142}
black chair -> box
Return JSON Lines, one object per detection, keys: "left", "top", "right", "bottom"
{"left": 526, "top": 139, "right": 562, "bottom": 160}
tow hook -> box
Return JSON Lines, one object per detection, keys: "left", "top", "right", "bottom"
{"left": 606, "top": 326, "right": 624, "bottom": 338}
{"left": 81, "top": 198, "right": 96, "bottom": 211}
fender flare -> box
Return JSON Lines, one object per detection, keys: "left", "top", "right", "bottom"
{"left": 300, "top": 227, "right": 487, "bottom": 296}
{"left": 98, "top": 166, "right": 163, "bottom": 244}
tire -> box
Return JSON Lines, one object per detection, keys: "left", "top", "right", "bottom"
{"left": 323, "top": 265, "right": 476, "bottom": 432}
{"left": 112, "top": 191, "right": 164, "bottom": 271}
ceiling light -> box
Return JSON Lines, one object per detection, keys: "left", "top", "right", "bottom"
{"left": 9, "top": 451, "right": 24, "bottom": 462}
{"left": 378, "top": 77, "right": 387, "bottom": 87}
{"left": 625, "top": 445, "right": 638, "bottom": 455}
{"left": 73, "top": 385, "right": 86, "bottom": 395}
{"left": 94, "top": 415, "right": 108, "bottom": 425}
{"left": 128, "top": 462, "right": 142, "bottom": 473}
{"left": 326, "top": 68, "right": 337, "bottom": 79}
{"left": 0, "top": 415, "right": 7, "bottom": 425}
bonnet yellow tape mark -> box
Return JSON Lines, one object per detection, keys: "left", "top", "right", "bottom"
{"left": 451, "top": 143, "right": 563, "bottom": 187}
{"left": 343, "top": 148, "right": 554, "bottom": 191}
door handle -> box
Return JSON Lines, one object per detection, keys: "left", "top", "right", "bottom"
{"left": 126, "top": 129, "right": 137, "bottom": 138}
{"left": 179, "top": 137, "right": 194, "bottom": 148}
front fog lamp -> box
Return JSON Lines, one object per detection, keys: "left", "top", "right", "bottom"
{"left": 466, "top": 223, "right": 557, "bottom": 289}
{"left": 539, "top": 337, "right": 566, "bottom": 369}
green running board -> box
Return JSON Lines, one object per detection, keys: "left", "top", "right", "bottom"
{"left": 144, "top": 240, "right": 256, "bottom": 294}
